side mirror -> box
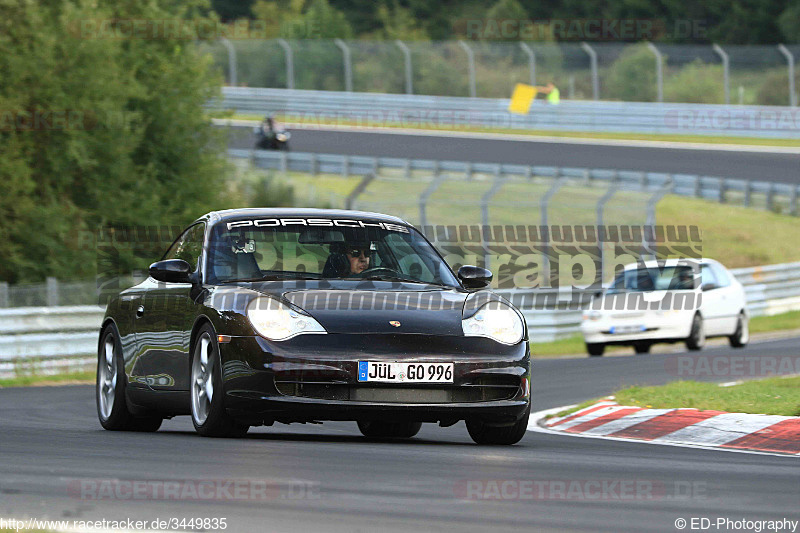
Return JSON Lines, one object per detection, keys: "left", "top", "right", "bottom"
{"left": 149, "top": 259, "right": 192, "bottom": 283}
{"left": 702, "top": 282, "right": 717, "bottom": 292}
{"left": 457, "top": 265, "right": 493, "bottom": 288}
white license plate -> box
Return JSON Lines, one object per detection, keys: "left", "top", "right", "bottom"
{"left": 357, "top": 362, "right": 454, "bottom": 383}
{"left": 610, "top": 325, "right": 645, "bottom": 334}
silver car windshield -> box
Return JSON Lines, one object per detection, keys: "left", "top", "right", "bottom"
{"left": 607, "top": 265, "right": 698, "bottom": 293}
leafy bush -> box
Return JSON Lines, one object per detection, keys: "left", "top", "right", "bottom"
{"left": 602, "top": 43, "right": 658, "bottom": 102}
{"left": 663, "top": 60, "right": 725, "bottom": 104}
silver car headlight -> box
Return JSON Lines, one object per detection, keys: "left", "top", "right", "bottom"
{"left": 462, "top": 302, "right": 524, "bottom": 345}
{"left": 247, "top": 297, "right": 326, "bottom": 341}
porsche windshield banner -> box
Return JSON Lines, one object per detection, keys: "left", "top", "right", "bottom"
{"left": 226, "top": 218, "right": 410, "bottom": 233}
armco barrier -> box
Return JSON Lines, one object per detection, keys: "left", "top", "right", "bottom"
{"left": 216, "top": 87, "right": 800, "bottom": 139}
{"left": 1, "top": 262, "right": 799, "bottom": 376}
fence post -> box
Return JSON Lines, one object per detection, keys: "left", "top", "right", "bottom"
{"left": 419, "top": 161, "right": 442, "bottom": 227}
{"left": 596, "top": 183, "right": 618, "bottom": 284}
{"left": 790, "top": 185, "right": 798, "bottom": 216}
{"left": 712, "top": 44, "right": 730, "bottom": 105}
{"left": 334, "top": 39, "right": 353, "bottom": 92}
{"left": 519, "top": 42, "right": 536, "bottom": 87}
{"left": 778, "top": 44, "right": 797, "bottom": 107}
{"left": 646, "top": 42, "right": 663, "bottom": 103}
{"left": 309, "top": 153, "right": 318, "bottom": 176}
{"left": 744, "top": 180, "right": 751, "bottom": 207}
{"left": 458, "top": 40, "right": 477, "bottom": 98}
{"left": 342, "top": 155, "right": 350, "bottom": 178}
{"left": 541, "top": 176, "right": 567, "bottom": 285}
{"left": 580, "top": 42, "right": 599, "bottom": 100}
{"left": 219, "top": 38, "right": 237, "bottom": 87}
{"left": 46, "top": 277, "right": 58, "bottom": 307}
{"left": 345, "top": 173, "right": 375, "bottom": 210}
{"left": 644, "top": 183, "right": 671, "bottom": 261}
{"left": 0, "top": 281, "right": 8, "bottom": 308}
{"left": 395, "top": 40, "right": 413, "bottom": 95}
{"left": 481, "top": 167, "right": 505, "bottom": 270}
{"left": 276, "top": 38, "right": 295, "bottom": 90}
{"left": 767, "top": 183, "right": 775, "bottom": 212}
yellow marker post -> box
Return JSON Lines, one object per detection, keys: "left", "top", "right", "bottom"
{"left": 508, "top": 83, "right": 537, "bottom": 115}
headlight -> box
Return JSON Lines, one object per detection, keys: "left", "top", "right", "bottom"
{"left": 582, "top": 310, "right": 602, "bottom": 321}
{"left": 462, "top": 302, "right": 524, "bottom": 345}
{"left": 247, "top": 297, "right": 326, "bottom": 341}
{"left": 276, "top": 133, "right": 289, "bottom": 141}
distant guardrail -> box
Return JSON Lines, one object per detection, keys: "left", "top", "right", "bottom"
{"left": 1, "top": 261, "right": 798, "bottom": 377}
{"left": 216, "top": 87, "right": 800, "bottom": 139}
{"left": 229, "top": 148, "right": 799, "bottom": 216}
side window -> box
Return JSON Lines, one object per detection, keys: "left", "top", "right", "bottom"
{"left": 163, "top": 223, "right": 205, "bottom": 271}
{"left": 710, "top": 263, "right": 731, "bottom": 287}
{"left": 701, "top": 265, "right": 718, "bottom": 289}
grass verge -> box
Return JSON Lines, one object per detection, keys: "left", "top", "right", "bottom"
{"left": 261, "top": 170, "right": 800, "bottom": 269}
{"left": 229, "top": 113, "right": 800, "bottom": 148}
{"left": 614, "top": 376, "right": 800, "bottom": 416}
{"left": 0, "top": 371, "right": 94, "bottom": 388}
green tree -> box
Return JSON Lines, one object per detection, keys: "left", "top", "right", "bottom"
{"left": 0, "top": 0, "right": 231, "bottom": 283}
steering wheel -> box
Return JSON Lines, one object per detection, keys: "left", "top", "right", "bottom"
{"left": 359, "top": 266, "right": 400, "bottom": 277}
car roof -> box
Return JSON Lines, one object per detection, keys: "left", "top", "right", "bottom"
{"left": 196, "top": 208, "right": 410, "bottom": 227}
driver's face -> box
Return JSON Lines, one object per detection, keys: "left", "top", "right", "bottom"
{"left": 347, "top": 247, "right": 370, "bottom": 274}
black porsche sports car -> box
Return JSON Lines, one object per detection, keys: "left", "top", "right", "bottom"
{"left": 97, "top": 208, "right": 531, "bottom": 444}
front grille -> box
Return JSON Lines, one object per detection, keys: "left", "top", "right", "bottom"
{"left": 275, "top": 381, "right": 518, "bottom": 403}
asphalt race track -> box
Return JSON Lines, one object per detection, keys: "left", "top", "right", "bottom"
{"left": 226, "top": 126, "right": 800, "bottom": 184}
{"left": 2, "top": 337, "right": 798, "bottom": 532}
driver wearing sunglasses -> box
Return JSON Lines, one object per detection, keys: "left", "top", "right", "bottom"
{"left": 346, "top": 246, "right": 371, "bottom": 275}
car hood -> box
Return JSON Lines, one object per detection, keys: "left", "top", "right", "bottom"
{"left": 243, "top": 280, "right": 469, "bottom": 335}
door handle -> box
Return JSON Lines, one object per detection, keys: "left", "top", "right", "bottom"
{"left": 136, "top": 305, "right": 145, "bottom": 318}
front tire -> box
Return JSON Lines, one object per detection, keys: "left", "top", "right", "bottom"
{"left": 466, "top": 406, "right": 530, "bottom": 445}
{"left": 586, "top": 343, "right": 605, "bottom": 357}
{"left": 191, "top": 325, "right": 249, "bottom": 438}
{"left": 96, "top": 325, "right": 162, "bottom": 432}
{"left": 728, "top": 312, "right": 749, "bottom": 348}
{"left": 685, "top": 314, "right": 706, "bottom": 351}
{"left": 633, "top": 342, "right": 651, "bottom": 354}
{"left": 357, "top": 420, "right": 422, "bottom": 439}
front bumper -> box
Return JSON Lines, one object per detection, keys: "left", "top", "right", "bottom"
{"left": 581, "top": 312, "right": 693, "bottom": 344}
{"left": 218, "top": 334, "right": 531, "bottom": 425}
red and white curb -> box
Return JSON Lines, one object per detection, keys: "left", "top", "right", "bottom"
{"left": 529, "top": 400, "right": 800, "bottom": 456}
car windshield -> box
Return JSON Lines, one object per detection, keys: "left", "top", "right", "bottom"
{"left": 607, "top": 265, "right": 697, "bottom": 293}
{"left": 207, "top": 219, "right": 459, "bottom": 286}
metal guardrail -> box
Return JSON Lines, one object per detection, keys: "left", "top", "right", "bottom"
{"left": 0, "top": 262, "right": 798, "bottom": 376}
{"left": 229, "top": 148, "right": 800, "bottom": 216}
{"left": 217, "top": 87, "right": 800, "bottom": 139}
{"left": 0, "top": 306, "right": 103, "bottom": 378}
